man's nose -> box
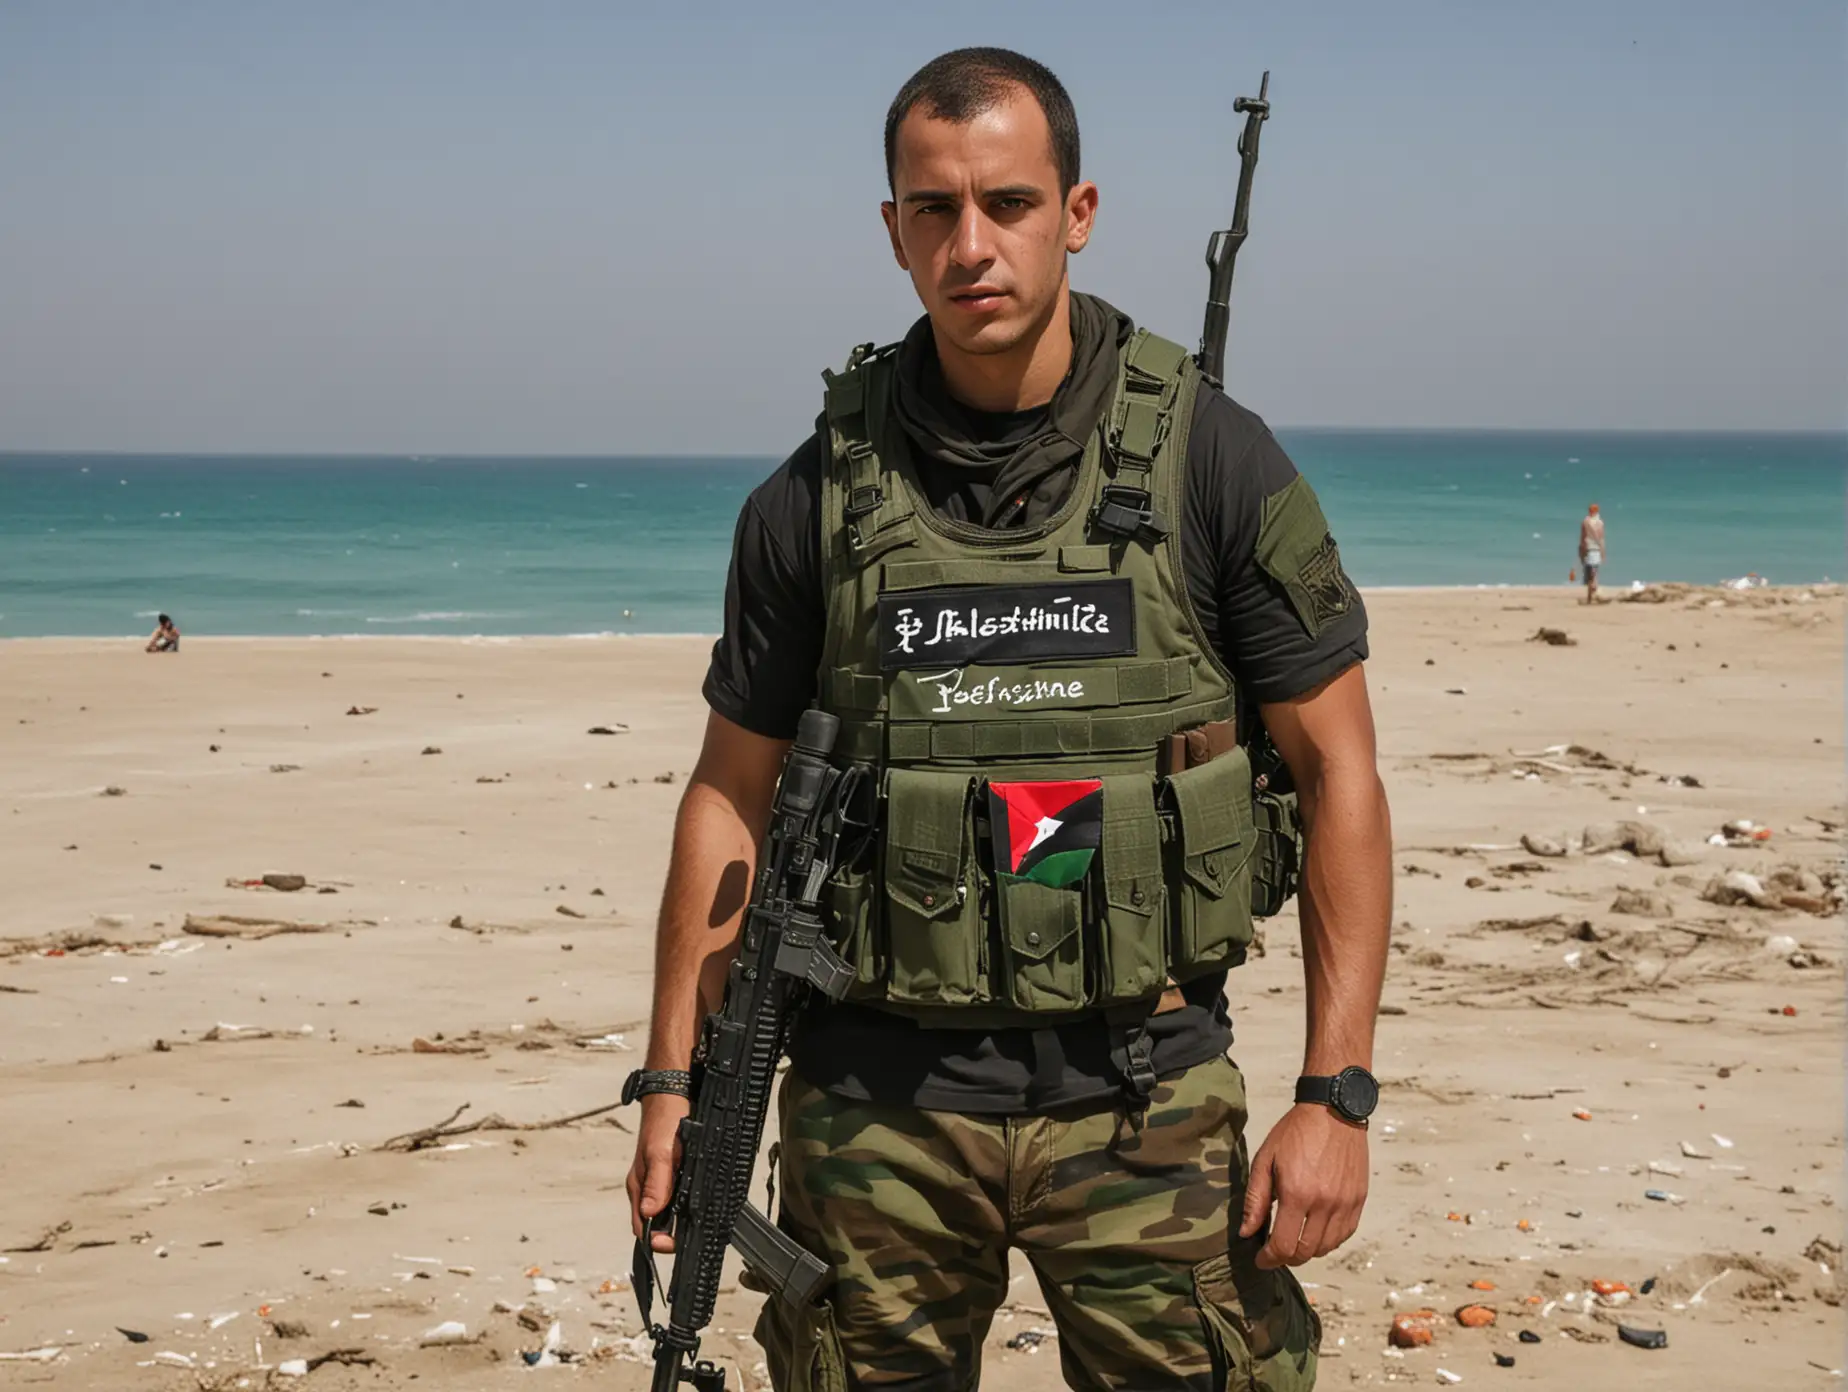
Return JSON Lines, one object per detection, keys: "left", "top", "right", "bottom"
{"left": 949, "top": 203, "right": 996, "bottom": 270}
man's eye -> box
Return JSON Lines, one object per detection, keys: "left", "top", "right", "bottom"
{"left": 994, "top": 197, "right": 1028, "bottom": 211}
{"left": 917, "top": 202, "right": 952, "bottom": 216}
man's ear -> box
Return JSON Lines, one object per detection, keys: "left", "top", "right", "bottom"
{"left": 1065, "top": 180, "right": 1099, "bottom": 254}
{"left": 880, "top": 201, "right": 909, "bottom": 270}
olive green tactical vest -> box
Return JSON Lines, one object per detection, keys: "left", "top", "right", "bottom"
{"left": 816, "top": 330, "right": 1254, "bottom": 1028}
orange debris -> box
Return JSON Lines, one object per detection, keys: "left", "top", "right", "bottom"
{"left": 1389, "top": 1311, "right": 1440, "bottom": 1348}
{"left": 1456, "top": 1304, "right": 1497, "bottom": 1328}
{"left": 1469, "top": 1280, "right": 1497, "bottom": 1291}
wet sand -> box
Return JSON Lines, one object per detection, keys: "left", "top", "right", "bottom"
{"left": 1, "top": 584, "right": 1841, "bottom": 1389}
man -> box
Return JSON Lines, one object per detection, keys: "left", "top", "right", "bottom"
{"left": 1578, "top": 503, "right": 1605, "bottom": 603}
{"left": 145, "top": 614, "right": 180, "bottom": 652}
{"left": 627, "top": 49, "right": 1391, "bottom": 1391}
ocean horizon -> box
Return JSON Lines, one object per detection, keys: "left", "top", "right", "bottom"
{"left": 3, "top": 429, "right": 1842, "bottom": 638}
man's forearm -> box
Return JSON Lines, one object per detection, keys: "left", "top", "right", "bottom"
{"left": 642, "top": 780, "right": 765, "bottom": 1071}
{"left": 1294, "top": 762, "right": 1392, "bottom": 1075}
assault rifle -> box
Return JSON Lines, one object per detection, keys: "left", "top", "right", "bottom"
{"left": 630, "top": 709, "right": 871, "bottom": 1392}
{"left": 1195, "top": 70, "right": 1301, "bottom": 916}
{"left": 1196, "top": 70, "right": 1270, "bottom": 391}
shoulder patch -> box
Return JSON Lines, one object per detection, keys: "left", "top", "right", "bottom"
{"left": 1254, "top": 475, "right": 1358, "bottom": 637}
{"left": 1297, "top": 533, "right": 1359, "bottom": 629}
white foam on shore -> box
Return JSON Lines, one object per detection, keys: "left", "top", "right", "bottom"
{"left": 363, "top": 611, "right": 529, "bottom": 625}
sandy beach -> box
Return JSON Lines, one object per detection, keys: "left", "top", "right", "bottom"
{"left": 1, "top": 584, "right": 1841, "bottom": 1391}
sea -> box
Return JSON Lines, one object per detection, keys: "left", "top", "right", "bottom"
{"left": 2, "top": 431, "right": 1841, "bottom": 638}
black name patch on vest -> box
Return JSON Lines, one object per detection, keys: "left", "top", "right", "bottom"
{"left": 877, "top": 579, "right": 1136, "bottom": 671}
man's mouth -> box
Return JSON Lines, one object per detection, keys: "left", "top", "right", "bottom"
{"left": 949, "top": 287, "right": 1007, "bottom": 312}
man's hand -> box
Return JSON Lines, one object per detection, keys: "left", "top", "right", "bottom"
{"left": 625, "top": 1093, "right": 691, "bottom": 1252}
{"left": 1238, "top": 1103, "right": 1370, "bottom": 1270}
{"left": 1256, "top": 664, "right": 1390, "bottom": 1267}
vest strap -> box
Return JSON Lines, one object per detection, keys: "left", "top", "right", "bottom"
{"left": 1096, "top": 331, "right": 1188, "bottom": 542}
{"left": 823, "top": 345, "right": 915, "bottom": 556}
{"left": 882, "top": 553, "right": 1058, "bottom": 592}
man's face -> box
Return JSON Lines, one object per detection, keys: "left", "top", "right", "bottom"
{"left": 882, "top": 90, "right": 1097, "bottom": 359}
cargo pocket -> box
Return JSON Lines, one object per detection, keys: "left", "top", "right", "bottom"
{"left": 1094, "top": 772, "right": 1167, "bottom": 1004}
{"left": 821, "top": 856, "right": 882, "bottom": 997}
{"left": 998, "top": 874, "right": 1085, "bottom": 1011}
{"left": 754, "top": 1294, "right": 848, "bottom": 1392}
{"left": 1165, "top": 746, "right": 1256, "bottom": 972}
{"left": 1248, "top": 789, "right": 1302, "bottom": 920}
{"left": 1192, "top": 1251, "right": 1320, "bottom": 1392}
{"left": 882, "top": 769, "right": 985, "bottom": 1005}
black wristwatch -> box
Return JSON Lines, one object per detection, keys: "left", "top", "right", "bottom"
{"left": 1295, "top": 1067, "right": 1379, "bottom": 1126}
{"left": 622, "top": 1068, "right": 693, "bottom": 1105}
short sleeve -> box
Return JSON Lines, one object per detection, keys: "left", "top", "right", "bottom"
{"left": 700, "top": 434, "right": 828, "bottom": 738}
{"left": 1181, "top": 388, "right": 1369, "bottom": 704}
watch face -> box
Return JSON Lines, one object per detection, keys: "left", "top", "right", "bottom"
{"left": 1335, "top": 1067, "right": 1380, "bottom": 1120}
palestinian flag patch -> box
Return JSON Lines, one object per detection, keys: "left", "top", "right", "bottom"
{"left": 988, "top": 779, "right": 1103, "bottom": 889}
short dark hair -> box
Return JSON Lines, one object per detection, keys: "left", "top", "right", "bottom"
{"left": 884, "top": 48, "right": 1080, "bottom": 196}
{"left": 158, "top": 613, "right": 172, "bottom": 625}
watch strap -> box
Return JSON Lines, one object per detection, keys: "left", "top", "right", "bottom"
{"left": 1294, "top": 1075, "right": 1338, "bottom": 1108}
{"left": 622, "top": 1068, "right": 693, "bottom": 1105}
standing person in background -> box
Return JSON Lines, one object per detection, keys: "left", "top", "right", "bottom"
{"left": 145, "top": 614, "right": 181, "bottom": 652}
{"left": 1578, "top": 504, "right": 1605, "bottom": 604}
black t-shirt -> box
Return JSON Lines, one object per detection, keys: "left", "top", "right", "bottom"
{"left": 703, "top": 382, "right": 1368, "bottom": 1114}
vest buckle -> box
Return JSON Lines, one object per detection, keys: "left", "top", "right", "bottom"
{"left": 1091, "top": 484, "right": 1156, "bottom": 539}
{"left": 844, "top": 484, "right": 884, "bottom": 520}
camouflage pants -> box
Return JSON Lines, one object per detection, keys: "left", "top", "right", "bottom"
{"left": 755, "top": 1056, "right": 1320, "bottom": 1392}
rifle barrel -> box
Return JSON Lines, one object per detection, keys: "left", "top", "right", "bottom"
{"left": 1196, "top": 71, "right": 1272, "bottom": 390}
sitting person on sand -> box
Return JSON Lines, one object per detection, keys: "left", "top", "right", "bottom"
{"left": 145, "top": 614, "right": 181, "bottom": 653}
{"left": 1578, "top": 504, "right": 1605, "bottom": 604}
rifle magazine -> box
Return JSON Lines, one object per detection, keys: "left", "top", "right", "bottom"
{"left": 733, "top": 1203, "right": 830, "bottom": 1309}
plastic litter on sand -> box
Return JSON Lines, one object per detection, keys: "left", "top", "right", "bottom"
{"left": 1618, "top": 1325, "right": 1669, "bottom": 1350}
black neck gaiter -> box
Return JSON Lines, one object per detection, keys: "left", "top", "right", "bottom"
{"left": 890, "top": 292, "right": 1133, "bottom": 529}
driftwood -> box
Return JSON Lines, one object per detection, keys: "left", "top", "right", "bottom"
{"left": 1476, "top": 915, "right": 1569, "bottom": 934}
{"left": 183, "top": 914, "right": 332, "bottom": 940}
{"left": 379, "top": 1100, "right": 627, "bottom": 1152}
{"left": 306, "top": 1348, "right": 378, "bottom": 1371}
{"left": 412, "top": 1037, "right": 487, "bottom": 1055}
{"left": 201, "top": 1024, "right": 275, "bottom": 1042}
{"left": 4, "top": 1220, "right": 72, "bottom": 1254}
{"left": 1, "top": 932, "right": 112, "bottom": 960}
{"left": 1513, "top": 757, "right": 1578, "bottom": 776}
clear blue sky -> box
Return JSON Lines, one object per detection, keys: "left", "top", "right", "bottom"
{"left": 2, "top": 0, "right": 1842, "bottom": 452}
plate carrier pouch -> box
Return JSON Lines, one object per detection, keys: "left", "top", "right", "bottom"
{"left": 816, "top": 330, "right": 1289, "bottom": 1030}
